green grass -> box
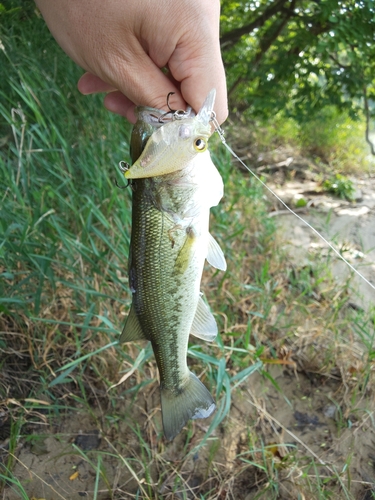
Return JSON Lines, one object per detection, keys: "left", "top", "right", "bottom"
{"left": 1, "top": 6, "right": 375, "bottom": 500}
{"left": 321, "top": 173, "right": 356, "bottom": 201}
{"left": 0, "top": 468, "right": 29, "bottom": 500}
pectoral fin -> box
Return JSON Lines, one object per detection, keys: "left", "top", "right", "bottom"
{"left": 206, "top": 233, "right": 227, "bottom": 271}
{"left": 120, "top": 304, "right": 149, "bottom": 343}
{"left": 190, "top": 296, "right": 218, "bottom": 342}
{"left": 174, "top": 227, "right": 197, "bottom": 274}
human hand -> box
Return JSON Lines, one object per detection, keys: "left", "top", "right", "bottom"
{"left": 34, "top": 0, "right": 227, "bottom": 124}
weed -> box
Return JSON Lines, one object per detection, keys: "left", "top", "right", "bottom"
{"left": 1, "top": 7, "right": 375, "bottom": 500}
{"left": 322, "top": 174, "right": 356, "bottom": 201}
{"left": 0, "top": 467, "right": 29, "bottom": 500}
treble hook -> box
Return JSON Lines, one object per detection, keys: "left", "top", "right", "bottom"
{"left": 115, "top": 160, "right": 131, "bottom": 188}
{"left": 166, "top": 92, "right": 176, "bottom": 112}
{"left": 158, "top": 92, "right": 175, "bottom": 122}
{"left": 115, "top": 178, "right": 130, "bottom": 189}
{"left": 158, "top": 92, "right": 189, "bottom": 122}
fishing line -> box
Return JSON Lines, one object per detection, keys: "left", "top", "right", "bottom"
{"left": 210, "top": 114, "right": 375, "bottom": 293}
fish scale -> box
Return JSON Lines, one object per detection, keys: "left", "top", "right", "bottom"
{"left": 120, "top": 90, "right": 226, "bottom": 440}
{"left": 131, "top": 176, "right": 202, "bottom": 392}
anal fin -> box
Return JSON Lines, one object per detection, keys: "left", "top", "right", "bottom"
{"left": 190, "top": 296, "right": 218, "bottom": 342}
{"left": 120, "top": 304, "right": 149, "bottom": 343}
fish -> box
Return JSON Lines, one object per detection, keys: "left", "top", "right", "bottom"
{"left": 120, "top": 89, "right": 226, "bottom": 441}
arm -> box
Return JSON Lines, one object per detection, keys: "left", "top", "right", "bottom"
{"left": 35, "top": 0, "right": 228, "bottom": 124}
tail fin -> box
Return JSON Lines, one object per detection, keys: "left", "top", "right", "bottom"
{"left": 160, "top": 372, "right": 215, "bottom": 441}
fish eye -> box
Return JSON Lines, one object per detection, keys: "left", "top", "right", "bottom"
{"left": 194, "top": 137, "right": 207, "bottom": 152}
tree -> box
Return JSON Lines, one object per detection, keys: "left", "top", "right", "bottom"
{"left": 220, "top": 0, "right": 375, "bottom": 150}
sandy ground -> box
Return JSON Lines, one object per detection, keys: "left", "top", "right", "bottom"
{"left": 271, "top": 176, "right": 375, "bottom": 311}
{"left": 4, "top": 368, "right": 375, "bottom": 499}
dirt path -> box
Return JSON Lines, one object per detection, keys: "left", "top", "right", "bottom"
{"left": 271, "top": 176, "right": 375, "bottom": 311}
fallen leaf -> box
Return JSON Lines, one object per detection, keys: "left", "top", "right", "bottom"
{"left": 69, "top": 471, "right": 79, "bottom": 481}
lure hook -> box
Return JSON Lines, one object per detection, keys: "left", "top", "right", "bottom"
{"left": 115, "top": 178, "right": 130, "bottom": 189}
{"left": 158, "top": 92, "right": 176, "bottom": 122}
{"left": 115, "top": 160, "right": 131, "bottom": 188}
{"left": 158, "top": 92, "right": 189, "bottom": 122}
{"left": 166, "top": 92, "right": 176, "bottom": 111}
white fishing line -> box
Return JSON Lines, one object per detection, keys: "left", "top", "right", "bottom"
{"left": 211, "top": 115, "right": 375, "bottom": 293}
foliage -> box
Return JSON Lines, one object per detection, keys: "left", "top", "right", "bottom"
{"left": 258, "top": 106, "right": 370, "bottom": 172}
{"left": 226, "top": 104, "right": 371, "bottom": 177}
{"left": 296, "top": 106, "right": 370, "bottom": 167}
{"left": 322, "top": 173, "right": 356, "bottom": 200}
{"left": 1, "top": 6, "right": 375, "bottom": 500}
{"left": 220, "top": 0, "right": 375, "bottom": 139}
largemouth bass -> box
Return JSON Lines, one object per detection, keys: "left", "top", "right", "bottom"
{"left": 120, "top": 90, "right": 226, "bottom": 440}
